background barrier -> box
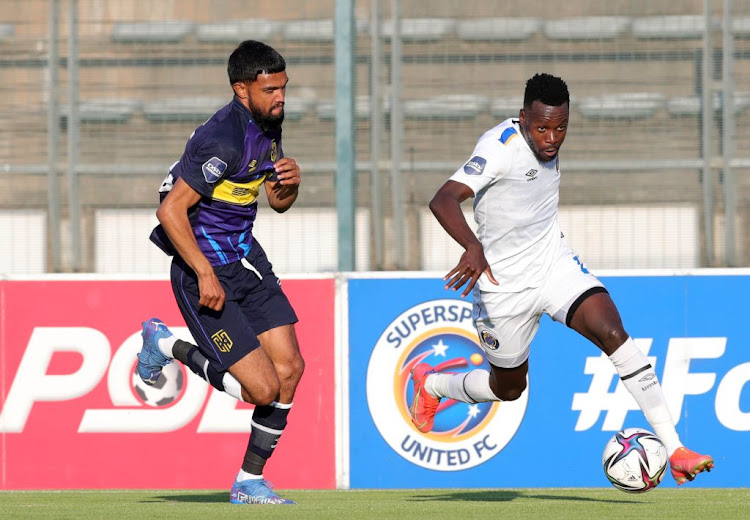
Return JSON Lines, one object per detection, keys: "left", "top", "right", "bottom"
{"left": 1, "top": 271, "right": 749, "bottom": 489}
{"left": 348, "top": 272, "right": 749, "bottom": 488}
{"left": 0, "top": 277, "right": 336, "bottom": 490}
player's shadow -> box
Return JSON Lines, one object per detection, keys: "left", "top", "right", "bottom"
{"left": 411, "top": 490, "right": 640, "bottom": 504}
{"left": 151, "top": 492, "right": 227, "bottom": 503}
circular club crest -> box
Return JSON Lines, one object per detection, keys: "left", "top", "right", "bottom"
{"left": 366, "top": 299, "right": 528, "bottom": 471}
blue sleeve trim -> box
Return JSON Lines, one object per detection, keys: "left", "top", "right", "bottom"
{"left": 499, "top": 127, "right": 517, "bottom": 144}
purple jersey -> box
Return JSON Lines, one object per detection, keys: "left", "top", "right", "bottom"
{"left": 150, "top": 98, "right": 283, "bottom": 266}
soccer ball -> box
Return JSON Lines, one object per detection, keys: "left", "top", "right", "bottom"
{"left": 131, "top": 362, "right": 185, "bottom": 407}
{"left": 602, "top": 428, "right": 668, "bottom": 493}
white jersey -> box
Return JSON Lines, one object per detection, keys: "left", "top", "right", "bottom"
{"left": 449, "top": 118, "right": 563, "bottom": 292}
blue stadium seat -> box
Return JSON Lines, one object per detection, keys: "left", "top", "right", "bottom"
{"left": 142, "top": 97, "right": 227, "bottom": 122}
{"left": 195, "top": 19, "right": 281, "bottom": 43}
{"left": 543, "top": 16, "right": 631, "bottom": 40}
{"left": 380, "top": 18, "right": 456, "bottom": 42}
{"left": 404, "top": 94, "right": 489, "bottom": 119}
{"left": 632, "top": 15, "right": 708, "bottom": 39}
{"left": 111, "top": 21, "right": 193, "bottom": 43}
{"left": 0, "top": 24, "right": 14, "bottom": 42}
{"left": 456, "top": 18, "right": 540, "bottom": 42}
{"left": 578, "top": 93, "right": 664, "bottom": 119}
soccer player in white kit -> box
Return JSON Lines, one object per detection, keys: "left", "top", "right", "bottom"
{"left": 411, "top": 73, "right": 713, "bottom": 485}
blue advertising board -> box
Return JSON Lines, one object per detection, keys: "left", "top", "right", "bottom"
{"left": 348, "top": 274, "right": 749, "bottom": 488}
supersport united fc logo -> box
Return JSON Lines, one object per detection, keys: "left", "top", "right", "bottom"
{"left": 366, "top": 299, "right": 528, "bottom": 471}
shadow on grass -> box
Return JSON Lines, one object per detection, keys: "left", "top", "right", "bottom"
{"left": 150, "top": 492, "right": 227, "bottom": 504}
{"left": 410, "top": 490, "right": 640, "bottom": 504}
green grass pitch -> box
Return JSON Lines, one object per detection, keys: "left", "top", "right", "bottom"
{"left": 2, "top": 488, "right": 750, "bottom": 519}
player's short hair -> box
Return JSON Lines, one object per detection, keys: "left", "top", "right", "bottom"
{"left": 523, "top": 73, "right": 569, "bottom": 108}
{"left": 227, "top": 40, "right": 286, "bottom": 85}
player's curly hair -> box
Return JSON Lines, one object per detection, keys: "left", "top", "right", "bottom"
{"left": 228, "top": 40, "right": 286, "bottom": 85}
{"left": 523, "top": 73, "right": 569, "bottom": 108}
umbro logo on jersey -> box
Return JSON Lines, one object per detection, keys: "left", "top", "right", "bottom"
{"left": 525, "top": 169, "right": 538, "bottom": 181}
{"left": 464, "top": 156, "right": 486, "bottom": 175}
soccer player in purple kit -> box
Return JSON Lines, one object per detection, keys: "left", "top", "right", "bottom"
{"left": 136, "top": 40, "right": 303, "bottom": 505}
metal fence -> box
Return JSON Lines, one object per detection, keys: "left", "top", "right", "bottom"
{"left": 1, "top": 0, "right": 748, "bottom": 274}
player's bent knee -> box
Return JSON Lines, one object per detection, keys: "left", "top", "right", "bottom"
{"left": 494, "top": 381, "right": 526, "bottom": 401}
{"left": 496, "top": 387, "right": 524, "bottom": 401}
{"left": 276, "top": 354, "right": 305, "bottom": 385}
{"left": 248, "top": 383, "right": 279, "bottom": 406}
{"left": 599, "top": 327, "right": 629, "bottom": 354}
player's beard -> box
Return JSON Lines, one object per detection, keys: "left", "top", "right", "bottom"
{"left": 249, "top": 101, "right": 284, "bottom": 132}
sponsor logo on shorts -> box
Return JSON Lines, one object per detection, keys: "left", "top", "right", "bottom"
{"left": 366, "top": 299, "right": 528, "bottom": 471}
{"left": 463, "top": 156, "right": 486, "bottom": 175}
{"left": 202, "top": 156, "right": 228, "bottom": 183}
{"left": 480, "top": 329, "right": 499, "bottom": 350}
{"left": 211, "top": 329, "right": 233, "bottom": 352}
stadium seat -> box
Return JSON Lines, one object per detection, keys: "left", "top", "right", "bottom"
{"left": 142, "top": 97, "right": 227, "bottom": 122}
{"left": 543, "top": 16, "right": 631, "bottom": 40}
{"left": 631, "top": 15, "right": 708, "bottom": 39}
{"left": 380, "top": 18, "right": 456, "bottom": 42}
{"left": 316, "top": 95, "right": 389, "bottom": 120}
{"left": 667, "top": 92, "right": 750, "bottom": 116}
{"left": 0, "top": 23, "right": 14, "bottom": 42}
{"left": 455, "top": 18, "right": 540, "bottom": 41}
{"left": 404, "top": 94, "right": 489, "bottom": 119}
{"left": 284, "top": 87, "right": 318, "bottom": 120}
{"left": 732, "top": 17, "right": 750, "bottom": 36}
{"left": 666, "top": 94, "right": 720, "bottom": 117}
{"left": 283, "top": 18, "right": 368, "bottom": 42}
{"left": 111, "top": 21, "right": 193, "bottom": 43}
{"left": 578, "top": 92, "right": 665, "bottom": 119}
{"left": 195, "top": 19, "right": 281, "bottom": 43}
{"left": 61, "top": 99, "right": 141, "bottom": 123}
{"left": 490, "top": 97, "right": 524, "bottom": 119}
{"left": 283, "top": 19, "right": 335, "bottom": 42}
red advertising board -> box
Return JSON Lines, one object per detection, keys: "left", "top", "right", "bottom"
{"left": 0, "top": 277, "right": 336, "bottom": 490}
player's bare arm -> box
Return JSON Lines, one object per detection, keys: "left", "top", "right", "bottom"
{"left": 429, "top": 180, "right": 499, "bottom": 297}
{"left": 156, "top": 177, "right": 225, "bottom": 311}
{"left": 265, "top": 157, "right": 300, "bottom": 212}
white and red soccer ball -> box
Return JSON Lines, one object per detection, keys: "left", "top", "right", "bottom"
{"left": 602, "top": 427, "right": 668, "bottom": 493}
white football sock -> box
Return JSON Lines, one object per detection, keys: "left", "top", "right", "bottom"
{"left": 236, "top": 469, "right": 263, "bottom": 482}
{"left": 222, "top": 373, "right": 245, "bottom": 402}
{"left": 158, "top": 335, "right": 177, "bottom": 358}
{"left": 609, "top": 337, "right": 683, "bottom": 455}
{"left": 425, "top": 369, "right": 499, "bottom": 403}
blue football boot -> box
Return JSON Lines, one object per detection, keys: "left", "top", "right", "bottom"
{"left": 230, "top": 478, "right": 296, "bottom": 505}
{"left": 136, "top": 318, "right": 173, "bottom": 386}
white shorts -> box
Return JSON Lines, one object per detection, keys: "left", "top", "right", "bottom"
{"left": 472, "top": 245, "right": 606, "bottom": 368}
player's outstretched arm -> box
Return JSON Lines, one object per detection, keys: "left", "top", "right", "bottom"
{"left": 265, "top": 157, "right": 300, "bottom": 212}
{"left": 429, "top": 180, "right": 498, "bottom": 297}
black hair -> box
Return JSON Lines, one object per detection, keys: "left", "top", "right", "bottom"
{"left": 523, "top": 73, "right": 569, "bottom": 108}
{"left": 227, "top": 40, "right": 286, "bottom": 85}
